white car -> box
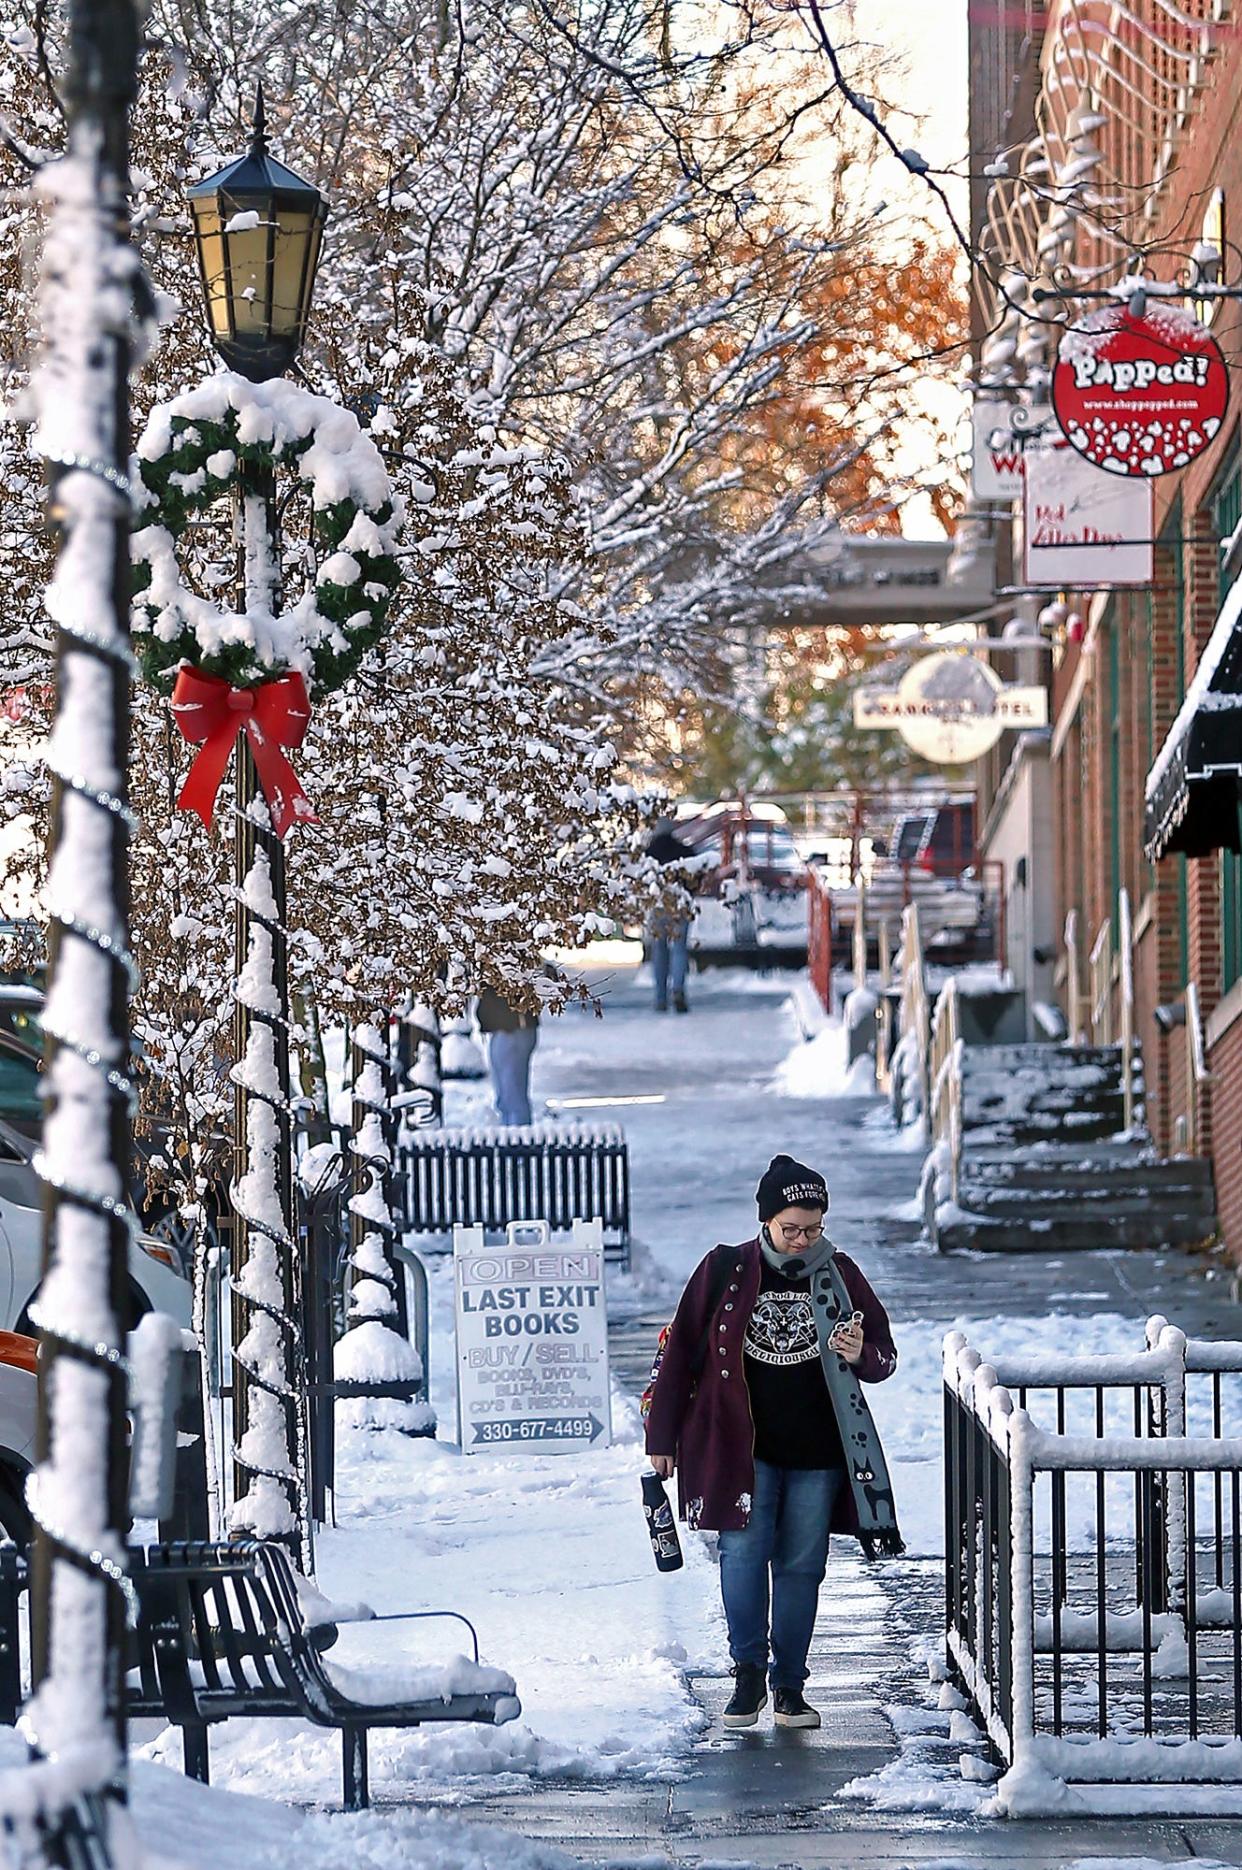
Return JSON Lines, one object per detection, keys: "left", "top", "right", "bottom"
{"left": 0, "top": 1121, "right": 192, "bottom": 1335}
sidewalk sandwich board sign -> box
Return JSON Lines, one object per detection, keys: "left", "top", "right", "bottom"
{"left": 853, "top": 651, "right": 1046, "bottom": 765}
{"left": 1023, "top": 442, "right": 1153, "bottom": 588}
{"left": 453, "top": 1217, "right": 612, "bottom": 1455}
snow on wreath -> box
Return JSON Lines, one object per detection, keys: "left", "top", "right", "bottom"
{"left": 130, "top": 372, "right": 403, "bottom": 697}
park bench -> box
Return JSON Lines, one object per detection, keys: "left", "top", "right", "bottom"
{"left": 0, "top": 1539, "right": 519, "bottom": 1812}
{"left": 397, "top": 1122, "right": 631, "bottom": 1266}
{"left": 128, "top": 1540, "right": 520, "bottom": 1809}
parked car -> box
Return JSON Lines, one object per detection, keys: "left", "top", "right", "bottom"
{"left": 669, "top": 802, "right": 809, "bottom": 962}
{"left": 0, "top": 1334, "right": 35, "bottom": 1548}
{"left": 0, "top": 985, "right": 43, "bottom": 1137}
{"left": 825, "top": 798, "right": 993, "bottom": 959}
{"left": 0, "top": 1118, "right": 191, "bottom": 1333}
{"left": 676, "top": 801, "right": 808, "bottom": 895}
{"left": 0, "top": 983, "right": 213, "bottom": 1280}
{"left": 888, "top": 801, "right": 976, "bottom": 879}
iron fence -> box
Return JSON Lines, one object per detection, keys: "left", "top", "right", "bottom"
{"left": 396, "top": 1124, "right": 631, "bottom": 1266}
{"left": 944, "top": 1329, "right": 1242, "bottom": 1813}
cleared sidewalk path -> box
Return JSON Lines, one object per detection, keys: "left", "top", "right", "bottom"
{"left": 460, "top": 963, "right": 1242, "bottom": 1868}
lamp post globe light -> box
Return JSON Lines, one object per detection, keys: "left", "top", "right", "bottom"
{"left": 186, "top": 87, "right": 326, "bottom": 382}
{"left": 186, "top": 91, "right": 327, "bottom": 1557}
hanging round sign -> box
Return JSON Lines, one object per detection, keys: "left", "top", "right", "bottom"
{"left": 852, "top": 652, "right": 1047, "bottom": 765}
{"left": 1052, "top": 301, "right": 1228, "bottom": 478}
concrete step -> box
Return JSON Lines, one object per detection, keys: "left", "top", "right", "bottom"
{"left": 959, "top": 1042, "right": 1127, "bottom": 1072}
{"left": 957, "top": 1069, "right": 1122, "bottom": 1092}
{"left": 961, "top": 1111, "right": 1135, "bottom": 1149}
{"left": 959, "top": 1153, "right": 1214, "bottom": 1198}
{"left": 936, "top": 1205, "right": 1216, "bottom": 1253}
{"left": 954, "top": 1186, "right": 1217, "bottom": 1225}
{"left": 956, "top": 1041, "right": 1139, "bottom": 1153}
{"left": 961, "top": 1139, "right": 1203, "bottom": 1173}
{"left": 960, "top": 1049, "right": 1132, "bottom": 1092}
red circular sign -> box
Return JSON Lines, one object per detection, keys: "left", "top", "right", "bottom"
{"left": 1052, "top": 303, "right": 1229, "bottom": 478}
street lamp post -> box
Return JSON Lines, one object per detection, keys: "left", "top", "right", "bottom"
{"left": 187, "top": 93, "right": 326, "bottom": 1556}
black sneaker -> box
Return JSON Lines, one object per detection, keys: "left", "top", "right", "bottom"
{"left": 672, "top": 990, "right": 688, "bottom": 1013}
{"left": 773, "top": 1687, "right": 820, "bottom": 1729}
{"left": 723, "top": 1662, "right": 768, "bottom": 1728}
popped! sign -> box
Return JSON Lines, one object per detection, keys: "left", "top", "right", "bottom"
{"left": 1052, "top": 302, "right": 1228, "bottom": 478}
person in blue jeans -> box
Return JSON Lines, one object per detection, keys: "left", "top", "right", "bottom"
{"left": 476, "top": 986, "right": 539, "bottom": 1126}
{"left": 645, "top": 1155, "right": 900, "bottom": 1731}
{"left": 646, "top": 818, "right": 696, "bottom": 1012}
{"left": 650, "top": 915, "right": 690, "bottom": 1014}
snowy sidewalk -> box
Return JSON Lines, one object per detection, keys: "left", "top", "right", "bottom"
{"left": 456, "top": 961, "right": 1242, "bottom": 1868}
{"left": 130, "top": 960, "right": 1242, "bottom": 1869}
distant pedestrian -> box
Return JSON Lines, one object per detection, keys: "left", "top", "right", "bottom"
{"left": 644, "top": 1154, "right": 901, "bottom": 1731}
{"left": 476, "top": 986, "right": 540, "bottom": 1127}
{"left": 646, "top": 817, "right": 695, "bottom": 1014}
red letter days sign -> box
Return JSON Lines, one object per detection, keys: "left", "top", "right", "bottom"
{"left": 1052, "top": 302, "right": 1228, "bottom": 478}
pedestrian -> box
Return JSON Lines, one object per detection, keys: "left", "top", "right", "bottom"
{"left": 644, "top": 1153, "right": 901, "bottom": 1731}
{"left": 646, "top": 816, "right": 696, "bottom": 1014}
{"left": 476, "top": 986, "right": 540, "bottom": 1127}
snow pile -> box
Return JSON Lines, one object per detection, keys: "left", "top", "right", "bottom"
{"left": 1, "top": 1729, "right": 588, "bottom": 1870}
{"left": 774, "top": 1021, "right": 876, "bottom": 1099}
{"left": 141, "top": 1257, "right": 721, "bottom": 1804}
{"left": 840, "top": 1641, "right": 994, "bottom": 1817}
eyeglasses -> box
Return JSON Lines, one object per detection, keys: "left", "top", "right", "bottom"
{"left": 777, "top": 1222, "right": 823, "bottom": 1244}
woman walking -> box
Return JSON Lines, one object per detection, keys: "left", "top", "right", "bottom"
{"left": 644, "top": 1154, "right": 901, "bottom": 1730}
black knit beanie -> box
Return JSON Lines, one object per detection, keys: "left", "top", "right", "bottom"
{"left": 756, "top": 1153, "right": 829, "bottom": 1221}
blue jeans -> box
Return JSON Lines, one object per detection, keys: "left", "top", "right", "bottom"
{"left": 487, "top": 1027, "right": 538, "bottom": 1126}
{"left": 651, "top": 922, "right": 690, "bottom": 1008}
{"left": 718, "top": 1460, "right": 843, "bottom": 1689}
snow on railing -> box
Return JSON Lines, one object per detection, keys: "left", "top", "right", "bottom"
{"left": 1088, "top": 914, "right": 1112, "bottom": 1046}
{"left": 1064, "top": 907, "right": 1084, "bottom": 1044}
{"left": 892, "top": 903, "right": 930, "bottom": 1136}
{"left": 944, "top": 1323, "right": 1242, "bottom": 1815}
{"left": 336, "top": 1024, "right": 434, "bottom": 1437}
{"left": 929, "top": 978, "right": 963, "bottom": 1205}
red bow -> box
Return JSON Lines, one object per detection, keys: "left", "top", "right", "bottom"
{"left": 171, "top": 668, "right": 318, "bottom": 840}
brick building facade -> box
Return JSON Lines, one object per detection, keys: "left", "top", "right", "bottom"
{"left": 968, "top": 0, "right": 1242, "bottom": 1254}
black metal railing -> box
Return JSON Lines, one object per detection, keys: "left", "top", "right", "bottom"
{"left": 395, "top": 1124, "right": 631, "bottom": 1266}
{"left": 944, "top": 1330, "right": 1242, "bottom": 1806}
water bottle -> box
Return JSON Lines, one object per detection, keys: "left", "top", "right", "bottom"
{"left": 641, "top": 1468, "right": 684, "bottom": 1573}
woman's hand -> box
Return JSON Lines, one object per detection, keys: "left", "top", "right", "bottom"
{"left": 830, "top": 1320, "right": 864, "bottom": 1366}
{"left": 649, "top": 1454, "right": 675, "bottom": 1480}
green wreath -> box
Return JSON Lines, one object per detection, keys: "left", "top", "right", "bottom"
{"left": 131, "top": 375, "right": 402, "bottom": 697}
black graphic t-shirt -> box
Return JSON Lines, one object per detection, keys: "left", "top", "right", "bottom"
{"left": 742, "top": 1256, "right": 844, "bottom": 1470}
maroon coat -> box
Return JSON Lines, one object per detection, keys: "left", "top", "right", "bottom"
{"left": 644, "top": 1237, "right": 898, "bottom": 1534}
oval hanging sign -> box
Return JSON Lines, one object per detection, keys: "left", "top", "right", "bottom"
{"left": 1052, "top": 302, "right": 1228, "bottom": 478}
